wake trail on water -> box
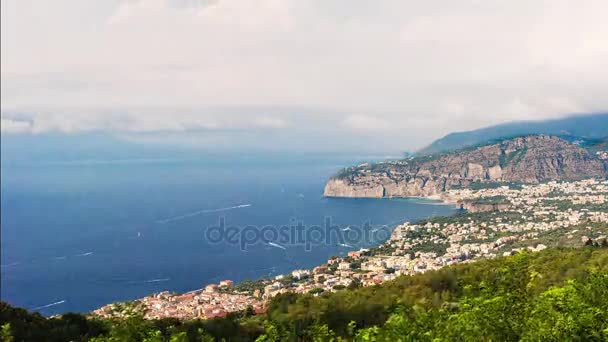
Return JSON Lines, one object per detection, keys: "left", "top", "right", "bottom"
{"left": 267, "top": 242, "right": 287, "bottom": 250}
{"left": 1, "top": 251, "right": 94, "bottom": 269}
{"left": 31, "top": 300, "right": 66, "bottom": 310}
{"left": 127, "top": 278, "right": 171, "bottom": 284}
{"left": 157, "top": 204, "right": 252, "bottom": 224}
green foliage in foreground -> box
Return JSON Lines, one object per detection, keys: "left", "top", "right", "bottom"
{"left": 2, "top": 247, "right": 607, "bottom": 341}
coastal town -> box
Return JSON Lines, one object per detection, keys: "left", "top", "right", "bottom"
{"left": 93, "top": 178, "right": 608, "bottom": 320}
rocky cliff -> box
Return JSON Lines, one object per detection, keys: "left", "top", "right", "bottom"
{"left": 324, "top": 135, "right": 607, "bottom": 198}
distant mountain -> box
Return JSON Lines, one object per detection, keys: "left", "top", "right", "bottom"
{"left": 325, "top": 135, "right": 608, "bottom": 198}
{"left": 418, "top": 113, "right": 608, "bottom": 155}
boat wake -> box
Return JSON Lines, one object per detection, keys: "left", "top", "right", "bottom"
{"left": 2, "top": 252, "right": 94, "bottom": 268}
{"left": 127, "top": 278, "right": 171, "bottom": 284}
{"left": 142, "top": 278, "right": 171, "bottom": 283}
{"left": 157, "top": 204, "right": 252, "bottom": 223}
{"left": 31, "top": 300, "right": 66, "bottom": 311}
{"left": 267, "top": 242, "right": 287, "bottom": 250}
{"left": 337, "top": 243, "right": 354, "bottom": 248}
{"left": 252, "top": 266, "right": 277, "bottom": 272}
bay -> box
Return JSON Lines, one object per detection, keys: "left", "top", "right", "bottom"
{"left": 0, "top": 156, "right": 456, "bottom": 315}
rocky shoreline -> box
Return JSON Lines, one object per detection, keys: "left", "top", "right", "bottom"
{"left": 324, "top": 135, "right": 607, "bottom": 199}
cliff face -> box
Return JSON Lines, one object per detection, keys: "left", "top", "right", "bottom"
{"left": 324, "top": 135, "right": 607, "bottom": 198}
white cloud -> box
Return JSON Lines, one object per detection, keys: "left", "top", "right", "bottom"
{"left": 253, "top": 116, "right": 288, "bottom": 129}
{"left": 0, "top": 111, "right": 293, "bottom": 134}
{"left": 342, "top": 115, "right": 390, "bottom": 134}
{"left": 1, "top": 118, "right": 31, "bottom": 133}
{"left": 1, "top": 0, "right": 607, "bottom": 150}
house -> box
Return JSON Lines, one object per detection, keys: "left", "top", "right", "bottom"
{"left": 338, "top": 262, "right": 351, "bottom": 270}
{"left": 292, "top": 269, "right": 310, "bottom": 279}
{"left": 205, "top": 284, "right": 219, "bottom": 293}
{"left": 313, "top": 265, "right": 328, "bottom": 274}
{"left": 347, "top": 251, "right": 361, "bottom": 259}
{"left": 219, "top": 280, "right": 234, "bottom": 287}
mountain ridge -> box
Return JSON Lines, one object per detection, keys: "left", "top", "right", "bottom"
{"left": 418, "top": 113, "right": 608, "bottom": 155}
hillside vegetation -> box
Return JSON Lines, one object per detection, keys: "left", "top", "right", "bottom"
{"left": 2, "top": 246, "right": 607, "bottom": 341}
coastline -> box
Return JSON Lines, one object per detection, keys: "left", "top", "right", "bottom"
{"left": 90, "top": 175, "right": 608, "bottom": 320}
{"left": 92, "top": 193, "right": 460, "bottom": 319}
{"left": 6, "top": 157, "right": 467, "bottom": 317}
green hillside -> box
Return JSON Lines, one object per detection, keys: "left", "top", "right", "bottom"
{"left": 2, "top": 246, "right": 607, "bottom": 341}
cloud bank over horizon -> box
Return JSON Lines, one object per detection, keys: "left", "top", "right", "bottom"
{"left": 2, "top": 0, "right": 608, "bottom": 151}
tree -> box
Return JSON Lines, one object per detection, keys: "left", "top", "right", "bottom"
{"left": 309, "top": 287, "right": 325, "bottom": 295}
{"left": 523, "top": 274, "right": 608, "bottom": 341}
{"left": 1, "top": 323, "right": 14, "bottom": 342}
{"left": 347, "top": 278, "right": 362, "bottom": 290}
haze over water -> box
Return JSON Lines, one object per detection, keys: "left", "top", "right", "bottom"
{"left": 1, "top": 155, "right": 456, "bottom": 316}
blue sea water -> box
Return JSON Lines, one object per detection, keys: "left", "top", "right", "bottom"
{"left": 0, "top": 155, "right": 456, "bottom": 316}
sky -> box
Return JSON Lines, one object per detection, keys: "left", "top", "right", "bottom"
{"left": 1, "top": 0, "right": 608, "bottom": 153}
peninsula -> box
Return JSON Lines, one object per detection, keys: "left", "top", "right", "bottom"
{"left": 324, "top": 135, "right": 608, "bottom": 198}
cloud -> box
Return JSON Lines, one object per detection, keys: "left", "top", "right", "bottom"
{"left": 0, "top": 110, "right": 293, "bottom": 135}
{"left": 1, "top": 0, "right": 607, "bottom": 151}
{"left": 1, "top": 118, "right": 31, "bottom": 133}
{"left": 253, "top": 116, "right": 288, "bottom": 129}
{"left": 342, "top": 115, "right": 390, "bottom": 134}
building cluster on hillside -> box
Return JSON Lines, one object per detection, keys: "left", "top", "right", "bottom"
{"left": 94, "top": 280, "right": 265, "bottom": 320}
{"left": 94, "top": 179, "right": 608, "bottom": 320}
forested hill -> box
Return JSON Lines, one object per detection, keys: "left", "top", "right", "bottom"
{"left": 2, "top": 246, "right": 607, "bottom": 341}
{"left": 419, "top": 113, "right": 608, "bottom": 155}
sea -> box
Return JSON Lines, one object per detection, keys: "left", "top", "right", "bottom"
{"left": 0, "top": 154, "right": 456, "bottom": 316}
